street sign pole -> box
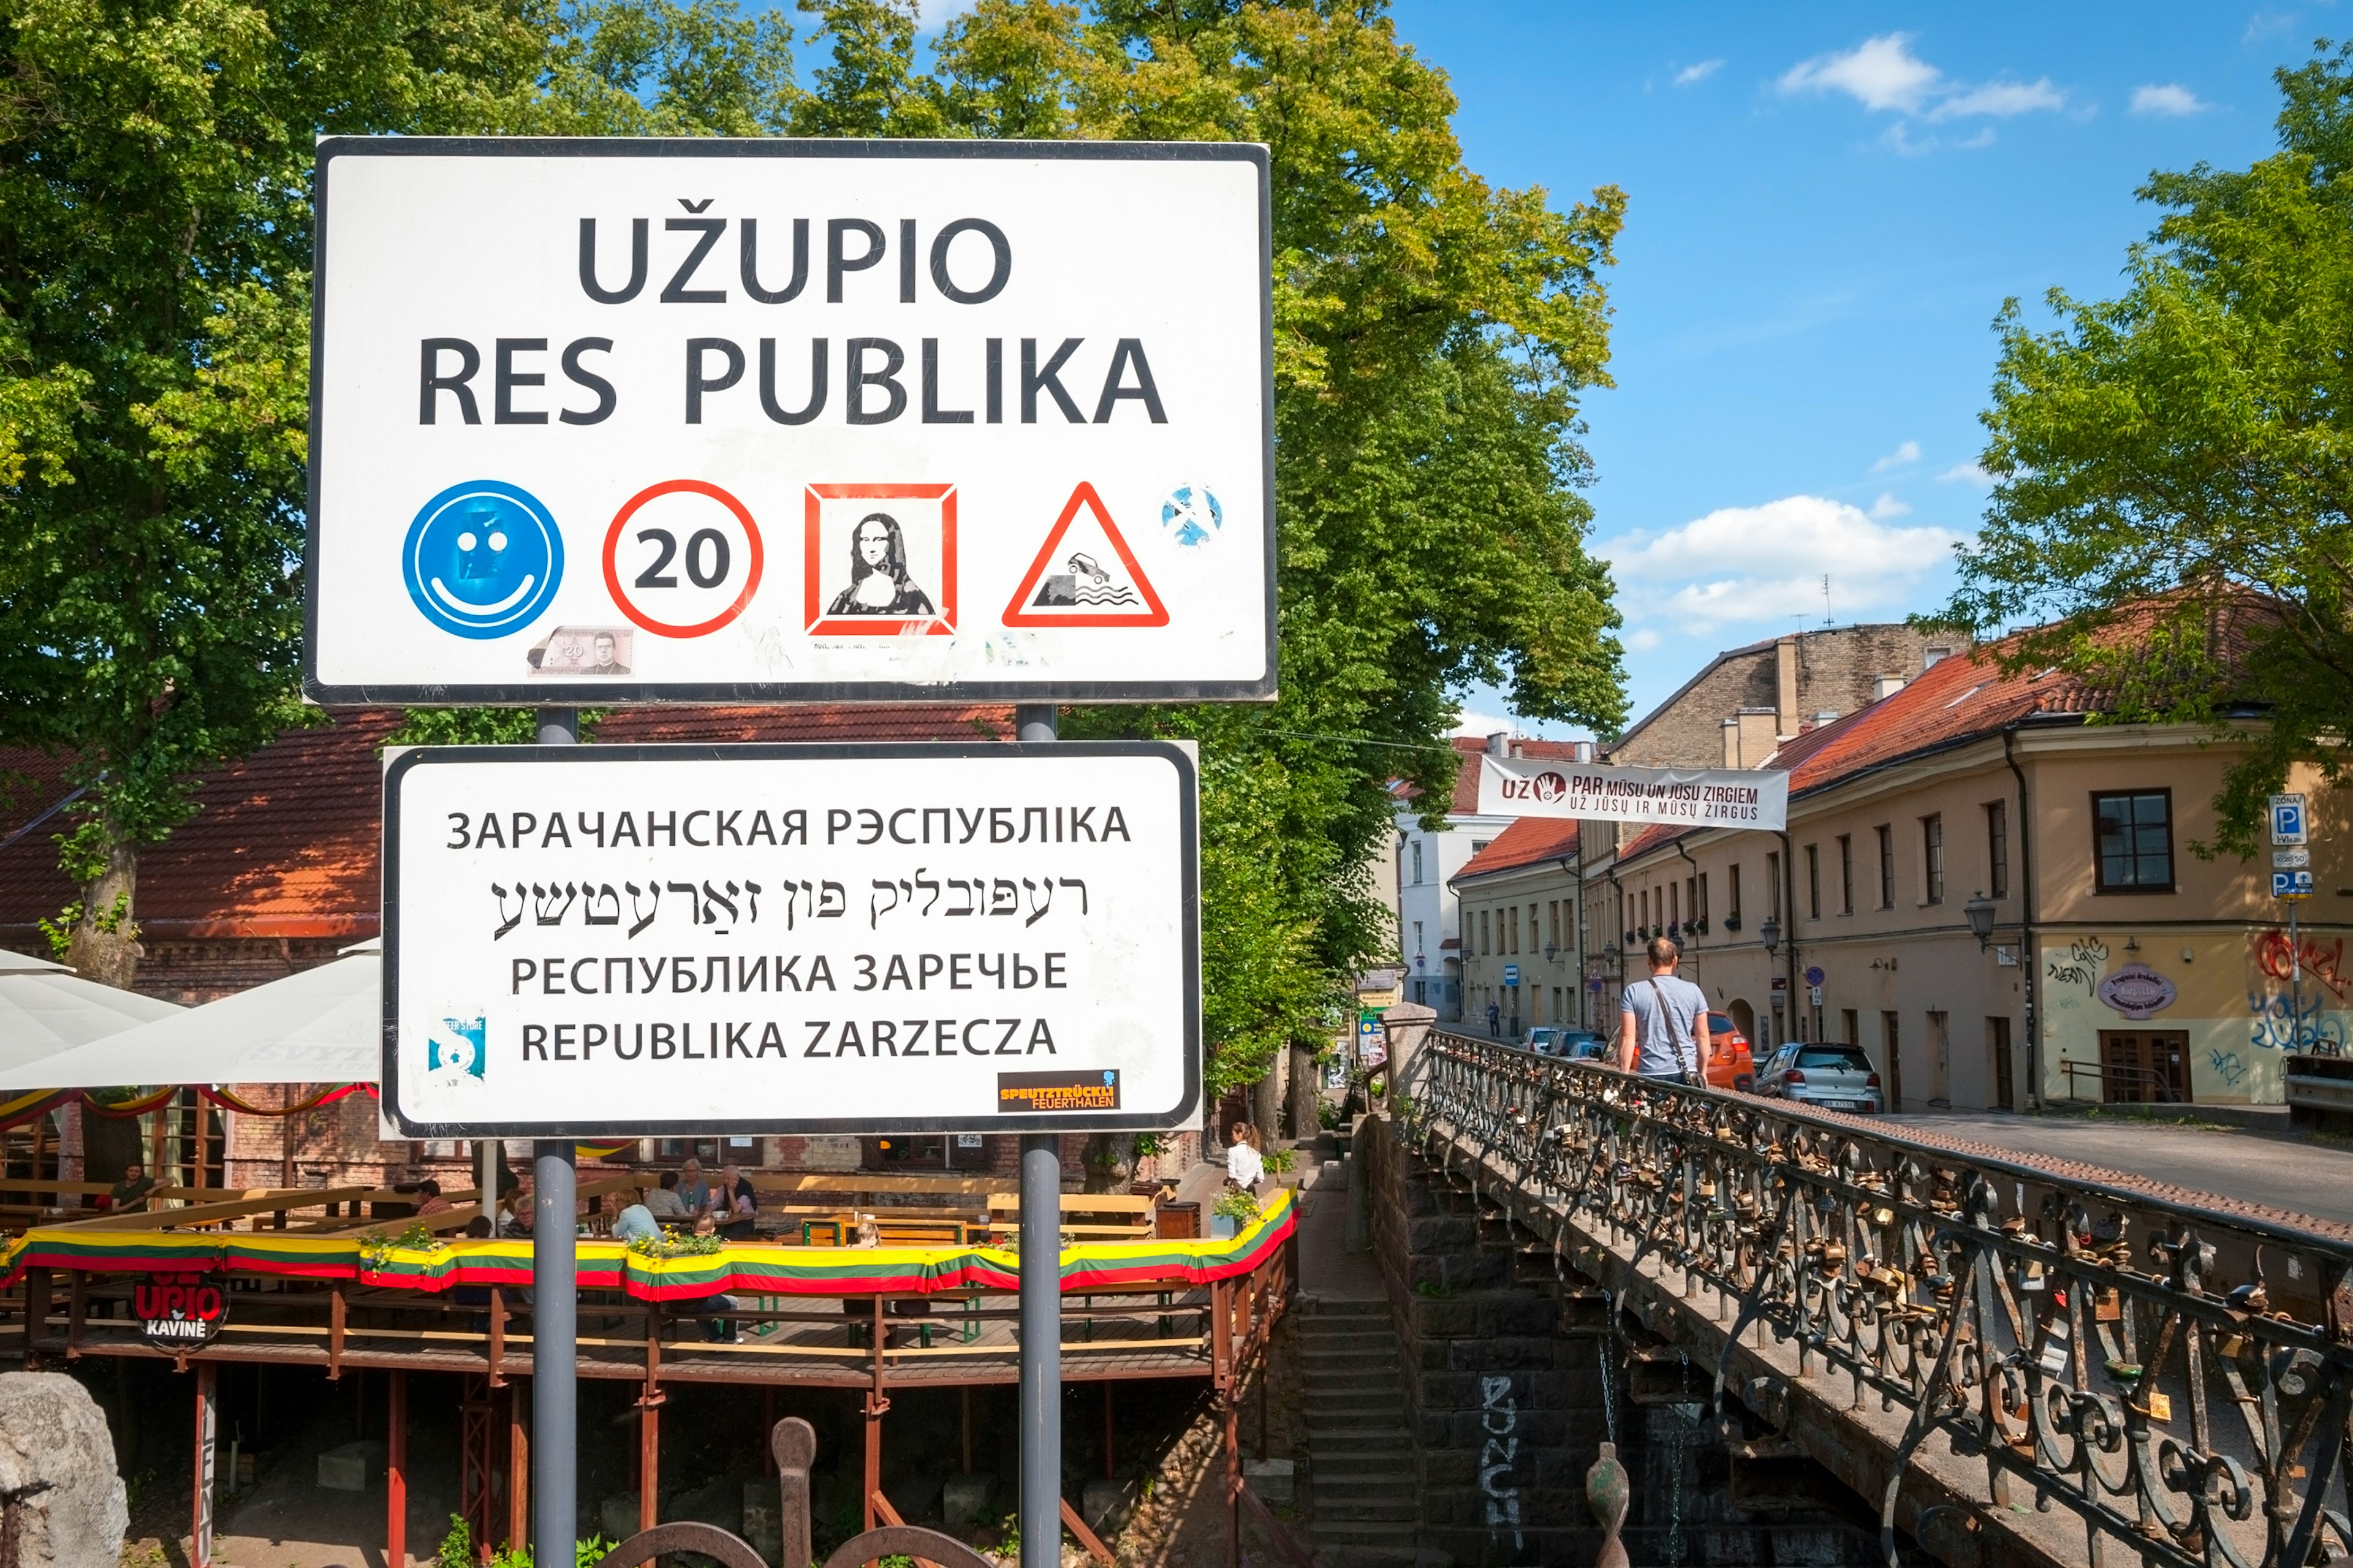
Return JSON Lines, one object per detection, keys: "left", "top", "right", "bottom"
{"left": 1015, "top": 703, "right": 1062, "bottom": 1568}
{"left": 534, "top": 706, "right": 578, "bottom": 1561}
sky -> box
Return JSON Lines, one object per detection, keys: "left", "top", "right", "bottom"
{"left": 1374, "top": 2, "right": 2332, "bottom": 739}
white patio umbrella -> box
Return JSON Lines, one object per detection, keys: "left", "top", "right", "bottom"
{"left": 0, "top": 942, "right": 379, "bottom": 1091}
{"left": 0, "top": 949, "right": 183, "bottom": 1083}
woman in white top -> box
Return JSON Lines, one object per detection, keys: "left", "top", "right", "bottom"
{"left": 1225, "top": 1122, "right": 1265, "bottom": 1191}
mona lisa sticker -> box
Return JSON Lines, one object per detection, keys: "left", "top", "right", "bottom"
{"left": 805, "top": 483, "right": 957, "bottom": 637}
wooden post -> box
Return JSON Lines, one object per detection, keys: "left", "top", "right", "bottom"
{"left": 507, "top": 1378, "right": 529, "bottom": 1554}
{"left": 192, "top": 1359, "right": 217, "bottom": 1568}
{"left": 66, "top": 1270, "right": 85, "bottom": 1358}
{"left": 487, "top": 1287, "right": 507, "bottom": 1387}
{"left": 328, "top": 1282, "right": 346, "bottom": 1379}
{"left": 863, "top": 1295, "right": 887, "bottom": 1537}
{"left": 639, "top": 1301, "right": 664, "bottom": 1545}
{"left": 387, "top": 1370, "right": 408, "bottom": 1568}
{"left": 279, "top": 1083, "right": 295, "bottom": 1194}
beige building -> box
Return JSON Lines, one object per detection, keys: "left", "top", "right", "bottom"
{"left": 1451, "top": 819, "right": 1583, "bottom": 1038}
{"left": 1598, "top": 642, "right": 2346, "bottom": 1108}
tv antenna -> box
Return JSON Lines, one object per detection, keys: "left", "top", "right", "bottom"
{"left": 1821, "top": 574, "right": 1833, "bottom": 628}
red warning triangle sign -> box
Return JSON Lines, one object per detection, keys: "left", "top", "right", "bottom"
{"left": 1001, "top": 482, "right": 1170, "bottom": 627}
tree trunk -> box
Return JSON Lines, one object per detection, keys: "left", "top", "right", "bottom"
{"left": 1080, "top": 1133, "right": 1131, "bottom": 1194}
{"left": 65, "top": 836, "right": 142, "bottom": 990}
{"left": 1288, "top": 1045, "right": 1323, "bottom": 1140}
{"left": 1251, "top": 1062, "right": 1281, "bottom": 1147}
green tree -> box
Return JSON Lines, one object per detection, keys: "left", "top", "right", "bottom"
{"left": 1939, "top": 40, "right": 2353, "bottom": 856}
{"left": 0, "top": 0, "right": 793, "bottom": 983}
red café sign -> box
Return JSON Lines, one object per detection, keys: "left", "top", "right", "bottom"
{"left": 135, "top": 1271, "right": 227, "bottom": 1348}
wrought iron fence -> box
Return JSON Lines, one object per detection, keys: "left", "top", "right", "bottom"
{"left": 1396, "top": 1029, "right": 2353, "bottom": 1568}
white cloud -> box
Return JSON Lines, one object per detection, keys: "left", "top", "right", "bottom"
{"left": 1779, "top": 33, "right": 1941, "bottom": 113}
{"left": 2131, "top": 83, "right": 2210, "bottom": 117}
{"left": 1601, "top": 494, "right": 1960, "bottom": 632}
{"left": 1936, "top": 461, "right": 1991, "bottom": 485}
{"left": 1779, "top": 33, "right": 2063, "bottom": 131}
{"left": 1623, "top": 628, "right": 1662, "bottom": 652}
{"left": 1447, "top": 711, "right": 1518, "bottom": 740}
{"left": 1870, "top": 492, "right": 1912, "bottom": 520}
{"left": 1930, "top": 78, "right": 2064, "bottom": 119}
{"left": 1870, "top": 439, "right": 1922, "bottom": 473}
{"left": 1674, "top": 58, "right": 1726, "bottom": 86}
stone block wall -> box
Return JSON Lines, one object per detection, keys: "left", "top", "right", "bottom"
{"left": 1358, "top": 1113, "right": 1889, "bottom": 1567}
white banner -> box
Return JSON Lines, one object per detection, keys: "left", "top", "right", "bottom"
{"left": 1477, "top": 754, "right": 1787, "bottom": 831}
{"left": 308, "top": 140, "right": 1272, "bottom": 705}
{"left": 383, "top": 743, "right": 1200, "bottom": 1137}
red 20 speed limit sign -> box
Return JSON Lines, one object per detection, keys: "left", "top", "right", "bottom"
{"left": 602, "top": 480, "right": 765, "bottom": 638}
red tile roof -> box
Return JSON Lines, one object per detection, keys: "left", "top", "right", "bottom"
{"left": 1452, "top": 816, "right": 1580, "bottom": 882}
{"left": 0, "top": 705, "right": 1012, "bottom": 941}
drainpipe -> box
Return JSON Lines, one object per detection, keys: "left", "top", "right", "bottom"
{"left": 2004, "top": 728, "right": 2042, "bottom": 1111}
{"left": 1776, "top": 830, "right": 1802, "bottom": 1042}
{"left": 1673, "top": 836, "right": 1703, "bottom": 983}
{"left": 1606, "top": 867, "right": 1627, "bottom": 1037}
{"left": 1558, "top": 856, "right": 1583, "bottom": 1029}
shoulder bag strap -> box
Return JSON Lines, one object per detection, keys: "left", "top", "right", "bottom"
{"left": 1647, "top": 979, "right": 1697, "bottom": 1079}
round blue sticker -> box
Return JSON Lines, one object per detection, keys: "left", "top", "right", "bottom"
{"left": 402, "top": 480, "right": 563, "bottom": 638}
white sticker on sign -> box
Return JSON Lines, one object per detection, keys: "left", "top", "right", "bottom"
{"left": 383, "top": 743, "right": 1200, "bottom": 1137}
{"left": 307, "top": 140, "right": 1273, "bottom": 705}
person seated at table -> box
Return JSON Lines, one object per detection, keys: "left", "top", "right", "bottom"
{"left": 612, "top": 1186, "right": 660, "bottom": 1244}
{"left": 1224, "top": 1123, "right": 1265, "bottom": 1193}
{"left": 415, "top": 1178, "right": 453, "bottom": 1216}
{"left": 718, "top": 1164, "right": 757, "bottom": 1240}
{"left": 644, "top": 1170, "right": 686, "bottom": 1220}
{"left": 677, "top": 1158, "right": 714, "bottom": 1219}
{"left": 502, "top": 1170, "right": 534, "bottom": 1237}
{"left": 107, "top": 1161, "right": 157, "bottom": 1213}
{"left": 682, "top": 1210, "right": 740, "bottom": 1342}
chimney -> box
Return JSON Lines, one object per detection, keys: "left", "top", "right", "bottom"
{"left": 1873, "top": 674, "right": 1906, "bottom": 702}
{"left": 1571, "top": 740, "right": 1595, "bottom": 764}
{"left": 1509, "top": 739, "right": 1525, "bottom": 759}
{"left": 1736, "top": 708, "right": 1778, "bottom": 767}
{"left": 1721, "top": 718, "right": 1740, "bottom": 769}
{"left": 1485, "top": 730, "right": 1510, "bottom": 756}
{"left": 1775, "top": 636, "right": 1800, "bottom": 738}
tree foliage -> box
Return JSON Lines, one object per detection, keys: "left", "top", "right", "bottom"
{"left": 2, "top": 0, "right": 1625, "bottom": 1100}
{"left": 1940, "top": 40, "right": 2353, "bottom": 857}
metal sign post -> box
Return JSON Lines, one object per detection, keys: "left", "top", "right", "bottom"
{"left": 2273, "top": 792, "right": 2314, "bottom": 1050}
{"left": 1013, "top": 706, "right": 1064, "bottom": 1568}
{"left": 534, "top": 706, "right": 578, "bottom": 1561}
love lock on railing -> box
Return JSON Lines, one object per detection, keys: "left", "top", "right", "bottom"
{"left": 590, "top": 1417, "right": 997, "bottom": 1568}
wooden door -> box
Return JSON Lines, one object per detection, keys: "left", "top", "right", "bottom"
{"left": 2098, "top": 1031, "right": 2190, "bottom": 1104}
{"left": 1987, "top": 1017, "right": 2014, "bottom": 1112}
{"left": 1928, "top": 1011, "right": 1952, "bottom": 1105}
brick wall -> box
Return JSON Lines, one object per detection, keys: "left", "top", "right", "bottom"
{"left": 1613, "top": 625, "right": 1963, "bottom": 769}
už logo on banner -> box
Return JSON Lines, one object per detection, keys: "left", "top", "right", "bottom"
{"left": 135, "top": 1271, "right": 227, "bottom": 1348}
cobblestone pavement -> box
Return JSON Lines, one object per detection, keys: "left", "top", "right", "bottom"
{"left": 1882, "top": 1109, "right": 2353, "bottom": 1231}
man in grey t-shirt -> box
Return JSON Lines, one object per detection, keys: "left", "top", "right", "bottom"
{"left": 1618, "top": 936, "right": 1711, "bottom": 1080}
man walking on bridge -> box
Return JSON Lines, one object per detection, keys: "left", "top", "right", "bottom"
{"left": 1619, "top": 936, "right": 1711, "bottom": 1085}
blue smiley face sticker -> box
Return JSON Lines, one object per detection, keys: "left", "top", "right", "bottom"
{"left": 402, "top": 480, "right": 563, "bottom": 638}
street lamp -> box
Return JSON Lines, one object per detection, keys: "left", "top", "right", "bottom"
{"left": 1963, "top": 890, "right": 1996, "bottom": 950}
{"left": 1759, "top": 915, "right": 1781, "bottom": 957}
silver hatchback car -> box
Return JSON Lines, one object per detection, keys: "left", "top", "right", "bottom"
{"left": 1755, "top": 1043, "right": 1883, "bottom": 1113}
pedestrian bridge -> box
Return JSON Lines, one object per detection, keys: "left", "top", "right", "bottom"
{"left": 1370, "top": 1025, "right": 2353, "bottom": 1568}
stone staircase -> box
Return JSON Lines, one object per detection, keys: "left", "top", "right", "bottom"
{"left": 1300, "top": 1298, "right": 1419, "bottom": 1564}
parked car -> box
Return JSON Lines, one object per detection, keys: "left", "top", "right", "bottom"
{"left": 1523, "top": 1026, "right": 1605, "bottom": 1060}
{"left": 1704, "top": 1013, "right": 1754, "bottom": 1093}
{"left": 1754, "top": 1042, "right": 1883, "bottom": 1113}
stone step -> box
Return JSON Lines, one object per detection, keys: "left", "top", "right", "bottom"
{"left": 1306, "top": 1428, "right": 1412, "bottom": 1453}
{"left": 1298, "top": 1367, "right": 1400, "bottom": 1390}
{"left": 1305, "top": 1407, "right": 1406, "bottom": 1430}
{"left": 1298, "top": 1333, "right": 1400, "bottom": 1355}
{"left": 1314, "top": 1520, "right": 1420, "bottom": 1547}
{"left": 1309, "top": 1298, "right": 1390, "bottom": 1317}
{"left": 1314, "top": 1471, "right": 1417, "bottom": 1496}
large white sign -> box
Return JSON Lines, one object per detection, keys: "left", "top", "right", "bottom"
{"left": 1477, "top": 754, "right": 1788, "bottom": 831}
{"left": 307, "top": 140, "right": 1273, "bottom": 705}
{"left": 383, "top": 744, "right": 1200, "bottom": 1136}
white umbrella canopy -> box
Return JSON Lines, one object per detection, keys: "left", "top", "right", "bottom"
{"left": 0, "top": 944, "right": 379, "bottom": 1091}
{"left": 0, "top": 949, "right": 184, "bottom": 1082}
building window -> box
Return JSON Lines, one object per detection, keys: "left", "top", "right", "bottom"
{"left": 1640, "top": 889, "right": 1649, "bottom": 932}
{"left": 1669, "top": 882, "right": 1680, "bottom": 928}
{"left": 1684, "top": 877, "right": 1697, "bottom": 926}
{"left": 2094, "top": 790, "right": 2175, "bottom": 892}
{"left": 1480, "top": 908, "right": 1491, "bottom": 954}
{"left": 1922, "top": 814, "right": 1944, "bottom": 904}
{"left": 1412, "top": 840, "right": 1424, "bottom": 885}
{"left": 1987, "top": 801, "right": 2009, "bottom": 900}
{"left": 1414, "top": 920, "right": 1424, "bottom": 956}
{"left": 1767, "top": 852, "right": 1782, "bottom": 922}
{"left": 1729, "top": 864, "right": 1742, "bottom": 923}
{"left": 1509, "top": 906, "right": 1520, "bottom": 955}
{"left": 1472, "top": 840, "right": 1492, "bottom": 854}
{"left": 1805, "top": 845, "right": 1821, "bottom": 919}
{"left": 1838, "top": 835, "right": 1854, "bottom": 914}
{"left": 1529, "top": 903, "right": 1540, "bottom": 953}
{"left": 1841, "top": 1009, "right": 1859, "bottom": 1047}
{"left": 1697, "top": 873, "right": 1708, "bottom": 925}
{"left": 1876, "top": 825, "right": 1894, "bottom": 908}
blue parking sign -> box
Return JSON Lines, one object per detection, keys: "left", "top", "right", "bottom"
{"left": 2274, "top": 869, "right": 2315, "bottom": 900}
{"left": 2271, "top": 793, "right": 2308, "bottom": 846}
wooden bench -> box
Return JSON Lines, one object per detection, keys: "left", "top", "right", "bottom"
{"left": 984, "top": 1192, "right": 1154, "bottom": 1242}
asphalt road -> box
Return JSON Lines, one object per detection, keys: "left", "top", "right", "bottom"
{"left": 1883, "top": 1111, "right": 2353, "bottom": 1230}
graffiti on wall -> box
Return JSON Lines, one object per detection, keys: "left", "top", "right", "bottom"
{"left": 2256, "top": 929, "right": 2352, "bottom": 1002}
{"left": 2208, "top": 1047, "right": 2249, "bottom": 1088}
{"left": 2045, "top": 937, "right": 2110, "bottom": 993}
{"left": 2248, "top": 989, "right": 2348, "bottom": 1053}
{"left": 1479, "top": 1373, "right": 1523, "bottom": 1551}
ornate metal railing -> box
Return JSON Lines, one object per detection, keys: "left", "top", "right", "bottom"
{"left": 1397, "top": 1030, "right": 2353, "bottom": 1568}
